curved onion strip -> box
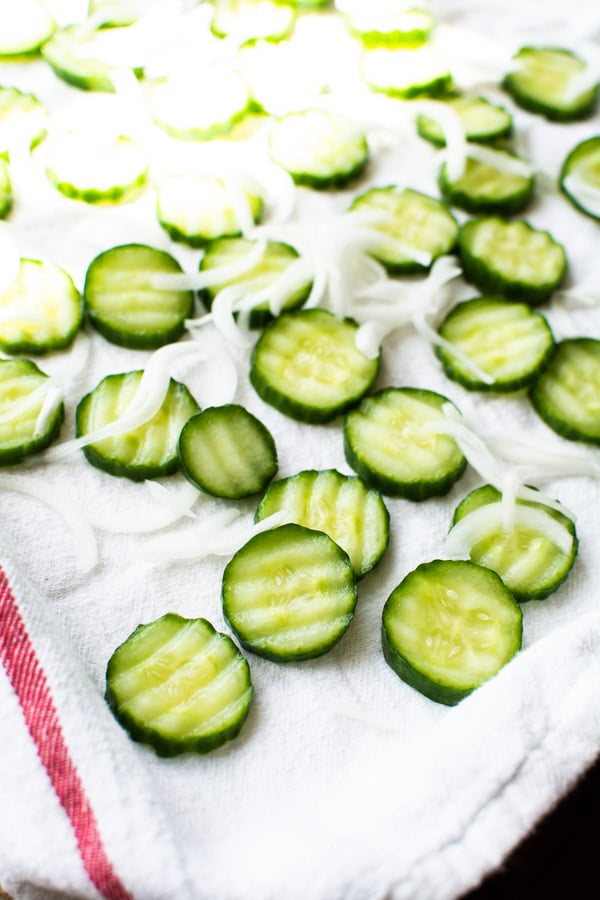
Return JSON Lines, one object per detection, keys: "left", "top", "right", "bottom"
{"left": 34, "top": 386, "right": 64, "bottom": 437}
{"left": 355, "top": 320, "right": 390, "bottom": 359}
{"left": 147, "top": 240, "right": 268, "bottom": 291}
{"left": 412, "top": 310, "right": 495, "bottom": 384}
{"left": 90, "top": 479, "right": 201, "bottom": 533}
{"left": 562, "top": 60, "right": 600, "bottom": 104}
{"left": 445, "top": 501, "right": 575, "bottom": 558}
{"left": 482, "top": 431, "right": 600, "bottom": 480}
{"left": 413, "top": 100, "right": 467, "bottom": 182}
{"left": 0, "top": 473, "right": 98, "bottom": 572}
{"left": 209, "top": 285, "right": 252, "bottom": 350}
{"left": 425, "top": 407, "right": 507, "bottom": 487}
{"left": 0, "top": 382, "right": 55, "bottom": 426}
{"left": 562, "top": 173, "right": 600, "bottom": 219}
{"left": 222, "top": 173, "right": 257, "bottom": 238}
{"left": 466, "top": 143, "right": 534, "bottom": 178}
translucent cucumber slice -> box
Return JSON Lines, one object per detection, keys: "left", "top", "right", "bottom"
{"left": 255, "top": 468, "right": 389, "bottom": 579}
{"left": 0, "top": 158, "right": 12, "bottom": 219}
{"left": 41, "top": 24, "right": 141, "bottom": 92}
{"left": 87, "top": 0, "right": 147, "bottom": 27}
{"left": 438, "top": 149, "right": 535, "bottom": 216}
{"left": 360, "top": 44, "right": 452, "bottom": 98}
{"left": 341, "top": 5, "right": 435, "bottom": 48}
{"left": 0, "top": 259, "right": 83, "bottom": 355}
{"left": 250, "top": 308, "right": 380, "bottom": 423}
{"left": 199, "top": 237, "right": 312, "bottom": 328}
{"left": 268, "top": 110, "right": 369, "bottom": 190}
{"left": 178, "top": 404, "right": 278, "bottom": 499}
{"left": 451, "top": 485, "right": 578, "bottom": 602}
{"left": 436, "top": 296, "right": 554, "bottom": 392}
{"left": 343, "top": 387, "right": 467, "bottom": 500}
{"left": 417, "top": 95, "right": 513, "bottom": 147}
{"left": 44, "top": 131, "right": 147, "bottom": 204}
{"left": 503, "top": 46, "right": 599, "bottom": 122}
{"left": 0, "top": 87, "right": 48, "bottom": 154}
{"left": 157, "top": 175, "right": 263, "bottom": 248}
{"left": 0, "top": 358, "right": 64, "bottom": 465}
{"left": 106, "top": 614, "right": 253, "bottom": 756}
{"left": 458, "top": 217, "right": 567, "bottom": 306}
{"left": 83, "top": 243, "right": 194, "bottom": 349}
{"left": 382, "top": 559, "right": 522, "bottom": 705}
{"left": 222, "top": 523, "right": 357, "bottom": 661}
{"left": 559, "top": 136, "right": 600, "bottom": 221}
{"left": 151, "top": 67, "right": 251, "bottom": 141}
{"left": 0, "top": 0, "right": 55, "bottom": 58}
{"left": 210, "top": 0, "right": 296, "bottom": 43}
{"left": 76, "top": 370, "right": 199, "bottom": 480}
{"left": 530, "top": 337, "right": 600, "bottom": 444}
{"left": 350, "top": 186, "right": 458, "bottom": 274}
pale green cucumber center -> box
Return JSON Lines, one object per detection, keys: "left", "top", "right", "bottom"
{"left": 46, "top": 133, "right": 146, "bottom": 194}
{"left": 361, "top": 45, "right": 449, "bottom": 92}
{"left": 465, "top": 220, "right": 565, "bottom": 285}
{"left": 158, "top": 176, "right": 261, "bottom": 241}
{"left": 0, "top": 0, "right": 54, "bottom": 55}
{"left": 512, "top": 48, "right": 589, "bottom": 106}
{"left": 269, "top": 111, "right": 367, "bottom": 179}
{"left": 447, "top": 157, "right": 529, "bottom": 199}
{"left": 536, "top": 341, "right": 600, "bottom": 436}
{"left": 0, "top": 364, "right": 50, "bottom": 446}
{"left": 152, "top": 68, "right": 249, "bottom": 136}
{"left": 0, "top": 260, "right": 80, "bottom": 348}
{"left": 421, "top": 97, "right": 511, "bottom": 143}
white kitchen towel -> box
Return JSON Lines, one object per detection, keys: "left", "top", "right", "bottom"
{"left": 1, "top": 1, "right": 600, "bottom": 899}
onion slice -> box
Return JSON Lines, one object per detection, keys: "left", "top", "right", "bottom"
{"left": 90, "top": 479, "right": 201, "bottom": 534}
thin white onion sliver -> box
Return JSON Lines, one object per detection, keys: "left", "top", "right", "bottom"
{"left": 413, "top": 100, "right": 467, "bottom": 182}
{"left": 34, "top": 386, "right": 64, "bottom": 437}
{"left": 445, "top": 501, "right": 574, "bottom": 558}
{"left": 562, "top": 173, "right": 600, "bottom": 218}
{"left": 147, "top": 240, "right": 268, "bottom": 291}
{"left": 90, "top": 480, "right": 201, "bottom": 533}
{"left": 562, "top": 61, "right": 600, "bottom": 104}
{"left": 466, "top": 144, "right": 534, "bottom": 178}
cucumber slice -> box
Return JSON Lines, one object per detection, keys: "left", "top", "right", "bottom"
{"left": 458, "top": 217, "right": 567, "bottom": 306}
{"left": 350, "top": 186, "right": 458, "bottom": 274}
{"left": 340, "top": 5, "right": 435, "bottom": 48}
{"left": 0, "top": 87, "right": 48, "bottom": 154}
{"left": 451, "top": 485, "right": 578, "bottom": 602}
{"left": 530, "top": 337, "right": 600, "bottom": 445}
{"left": 0, "top": 358, "right": 63, "bottom": 465}
{"left": 416, "top": 95, "right": 513, "bottom": 147}
{"left": 559, "top": 136, "right": 600, "bottom": 221}
{"left": 0, "top": 158, "right": 12, "bottom": 219}
{"left": 41, "top": 24, "right": 140, "bottom": 92}
{"left": 44, "top": 131, "right": 147, "bottom": 204}
{"left": 76, "top": 370, "right": 199, "bottom": 480}
{"left": 436, "top": 296, "right": 554, "bottom": 392}
{"left": 0, "top": 259, "right": 83, "bottom": 355}
{"left": 83, "top": 244, "right": 194, "bottom": 349}
{"left": 199, "top": 237, "right": 312, "bottom": 328}
{"left": 503, "top": 46, "right": 598, "bottom": 122}
{"left": 250, "top": 308, "right": 380, "bottom": 423}
{"left": 382, "top": 559, "right": 522, "bottom": 706}
{"left": 157, "top": 175, "right": 263, "bottom": 248}
{"left": 87, "top": 0, "right": 145, "bottom": 27}
{"left": 210, "top": 0, "right": 296, "bottom": 43}
{"left": 438, "top": 149, "right": 535, "bottom": 216}
{"left": 178, "top": 404, "right": 278, "bottom": 499}
{"left": 268, "top": 110, "right": 369, "bottom": 190}
{"left": 151, "top": 67, "right": 251, "bottom": 141}
{"left": 360, "top": 45, "right": 452, "bottom": 98}
{"left": 106, "top": 614, "right": 253, "bottom": 756}
{"left": 0, "top": 0, "right": 55, "bottom": 58}
{"left": 255, "top": 468, "right": 389, "bottom": 579}
{"left": 222, "top": 523, "right": 357, "bottom": 661}
{"left": 343, "top": 387, "right": 467, "bottom": 500}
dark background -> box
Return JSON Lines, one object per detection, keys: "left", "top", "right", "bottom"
{"left": 460, "top": 753, "right": 599, "bottom": 898}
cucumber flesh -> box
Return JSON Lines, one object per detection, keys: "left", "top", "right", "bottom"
{"left": 222, "top": 523, "right": 357, "bottom": 661}
{"left": 210, "top": 0, "right": 296, "bottom": 43}
{"left": 83, "top": 244, "right": 194, "bottom": 349}
{"left": 0, "top": 358, "right": 64, "bottom": 465}
{"left": 382, "top": 559, "right": 523, "bottom": 705}
{"left": 250, "top": 308, "right": 380, "bottom": 423}
{"left": 559, "top": 136, "right": 600, "bottom": 221}
{"left": 178, "top": 404, "right": 278, "bottom": 499}
{"left": 417, "top": 95, "right": 512, "bottom": 147}
{"left": 255, "top": 468, "right": 389, "bottom": 578}
{"left": 360, "top": 45, "right": 452, "bottom": 98}
{"left": 0, "top": 87, "right": 48, "bottom": 154}
{"left": 76, "top": 370, "right": 199, "bottom": 480}
{"left": 503, "top": 46, "right": 598, "bottom": 122}
{"left": 0, "top": 0, "right": 55, "bottom": 57}
{"left": 530, "top": 338, "right": 600, "bottom": 444}
{"left": 341, "top": 6, "right": 435, "bottom": 48}
{"left": 438, "top": 150, "right": 534, "bottom": 216}
{"left": 44, "top": 131, "right": 147, "bottom": 203}
{"left": 41, "top": 24, "right": 133, "bottom": 92}
{"left": 343, "top": 387, "right": 467, "bottom": 500}
{"left": 151, "top": 67, "right": 250, "bottom": 141}
{"left": 106, "top": 614, "right": 253, "bottom": 756}
{"left": 451, "top": 485, "right": 578, "bottom": 602}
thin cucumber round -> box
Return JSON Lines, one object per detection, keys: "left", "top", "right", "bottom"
{"left": 106, "top": 614, "right": 253, "bottom": 756}
{"left": 417, "top": 95, "right": 513, "bottom": 147}
{"left": 343, "top": 387, "right": 467, "bottom": 500}
{"left": 210, "top": 0, "right": 296, "bottom": 43}
{"left": 341, "top": 6, "right": 434, "bottom": 47}
{"left": 88, "top": 0, "right": 145, "bottom": 27}
{"left": 0, "top": 158, "right": 11, "bottom": 219}
{"left": 0, "top": 86, "right": 48, "bottom": 154}
{"left": 0, "top": 0, "right": 55, "bottom": 58}
{"left": 503, "top": 46, "right": 598, "bottom": 122}
{"left": 458, "top": 217, "right": 567, "bottom": 306}
{"left": 268, "top": 110, "right": 369, "bottom": 190}
{"left": 156, "top": 175, "right": 263, "bottom": 247}
{"left": 199, "top": 237, "right": 312, "bottom": 328}
{"left": 0, "top": 358, "right": 64, "bottom": 465}
{"left": 255, "top": 468, "right": 389, "bottom": 579}
{"left": 438, "top": 150, "right": 535, "bottom": 216}
{"left": 83, "top": 244, "right": 194, "bottom": 349}
{"left": 44, "top": 132, "right": 147, "bottom": 204}
{"left": 382, "top": 559, "right": 523, "bottom": 706}
{"left": 250, "top": 308, "right": 380, "bottom": 423}
{"left": 350, "top": 186, "right": 458, "bottom": 274}
{"left": 559, "top": 136, "right": 600, "bottom": 221}
{"left": 178, "top": 404, "right": 278, "bottom": 499}
{"left": 360, "top": 45, "right": 452, "bottom": 98}
{"left": 76, "top": 370, "right": 199, "bottom": 480}
{"left": 530, "top": 337, "right": 600, "bottom": 445}
{"left": 151, "top": 68, "right": 250, "bottom": 141}
{"left": 41, "top": 25, "right": 136, "bottom": 92}
{"left": 451, "top": 485, "right": 578, "bottom": 602}
{"left": 436, "top": 296, "right": 554, "bottom": 392}
{"left": 0, "top": 259, "right": 83, "bottom": 356}
{"left": 222, "top": 523, "right": 357, "bottom": 662}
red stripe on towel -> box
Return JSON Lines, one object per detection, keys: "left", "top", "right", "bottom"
{"left": 0, "top": 566, "right": 134, "bottom": 900}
